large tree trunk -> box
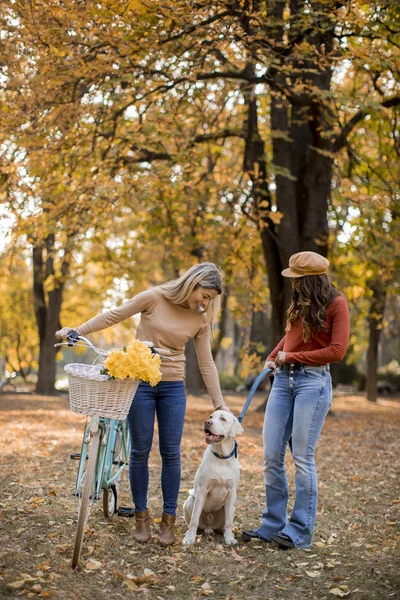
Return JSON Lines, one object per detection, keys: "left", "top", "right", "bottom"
{"left": 246, "top": 0, "right": 335, "bottom": 348}
{"left": 185, "top": 285, "right": 229, "bottom": 394}
{"left": 242, "top": 72, "right": 286, "bottom": 346}
{"left": 366, "top": 281, "right": 386, "bottom": 402}
{"left": 212, "top": 283, "right": 229, "bottom": 360}
{"left": 33, "top": 236, "right": 69, "bottom": 395}
{"left": 185, "top": 339, "right": 205, "bottom": 394}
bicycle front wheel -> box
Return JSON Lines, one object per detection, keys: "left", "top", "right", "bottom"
{"left": 72, "top": 428, "right": 101, "bottom": 569}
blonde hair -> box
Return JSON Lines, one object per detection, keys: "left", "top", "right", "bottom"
{"left": 158, "top": 262, "right": 223, "bottom": 326}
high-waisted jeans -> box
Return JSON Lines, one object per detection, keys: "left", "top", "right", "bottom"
{"left": 256, "top": 363, "right": 332, "bottom": 548}
{"left": 127, "top": 380, "right": 186, "bottom": 516}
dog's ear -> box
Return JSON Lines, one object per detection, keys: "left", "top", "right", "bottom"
{"left": 229, "top": 417, "right": 244, "bottom": 438}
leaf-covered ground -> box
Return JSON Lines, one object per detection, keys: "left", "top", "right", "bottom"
{"left": 0, "top": 390, "right": 399, "bottom": 600}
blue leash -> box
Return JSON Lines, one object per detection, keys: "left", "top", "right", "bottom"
{"left": 212, "top": 367, "right": 272, "bottom": 461}
{"left": 238, "top": 367, "right": 272, "bottom": 424}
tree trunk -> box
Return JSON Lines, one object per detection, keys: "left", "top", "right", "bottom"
{"left": 366, "top": 281, "right": 386, "bottom": 402}
{"left": 253, "top": 0, "right": 335, "bottom": 346}
{"left": 212, "top": 283, "right": 229, "bottom": 360}
{"left": 185, "top": 338, "right": 205, "bottom": 394}
{"left": 33, "top": 236, "right": 70, "bottom": 395}
{"left": 242, "top": 71, "right": 286, "bottom": 346}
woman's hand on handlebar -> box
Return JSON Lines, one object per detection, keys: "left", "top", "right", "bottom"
{"left": 56, "top": 327, "right": 77, "bottom": 340}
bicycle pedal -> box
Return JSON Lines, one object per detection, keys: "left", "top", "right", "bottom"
{"left": 70, "top": 453, "right": 82, "bottom": 460}
{"left": 117, "top": 506, "right": 135, "bottom": 518}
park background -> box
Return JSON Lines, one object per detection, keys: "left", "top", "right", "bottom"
{"left": 0, "top": 1, "right": 399, "bottom": 400}
{"left": 0, "top": 2, "right": 399, "bottom": 599}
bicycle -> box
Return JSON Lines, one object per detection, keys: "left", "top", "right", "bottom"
{"left": 0, "top": 369, "right": 17, "bottom": 392}
{"left": 55, "top": 332, "right": 170, "bottom": 568}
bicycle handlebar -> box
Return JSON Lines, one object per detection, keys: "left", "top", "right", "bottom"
{"left": 54, "top": 332, "right": 173, "bottom": 360}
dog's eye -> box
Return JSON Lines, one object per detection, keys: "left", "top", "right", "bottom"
{"left": 220, "top": 417, "right": 226, "bottom": 421}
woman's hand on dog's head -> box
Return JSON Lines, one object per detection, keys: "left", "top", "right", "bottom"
{"left": 216, "top": 404, "right": 232, "bottom": 413}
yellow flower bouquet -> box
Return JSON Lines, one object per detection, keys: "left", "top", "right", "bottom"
{"left": 101, "top": 339, "right": 162, "bottom": 387}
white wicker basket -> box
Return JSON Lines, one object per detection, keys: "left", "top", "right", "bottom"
{"left": 65, "top": 363, "right": 139, "bottom": 419}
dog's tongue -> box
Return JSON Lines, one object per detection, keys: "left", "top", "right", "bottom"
{"left": 205, "top": 433, "right": 224, "bottom": 444}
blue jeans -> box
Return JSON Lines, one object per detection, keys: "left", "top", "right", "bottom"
{"left": 256, "top": 364, "right": 332, "bottom": 548}
{"left": 127, "top": 380, "right": 186, "bottom": 516}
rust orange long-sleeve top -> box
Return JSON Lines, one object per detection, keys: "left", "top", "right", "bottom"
{"left": 267, "top": 295, "right": 350, "bottom": 366}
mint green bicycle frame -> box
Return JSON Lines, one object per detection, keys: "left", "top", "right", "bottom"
{"left": 74, "top": 415, "right": 130, "bottom": 502}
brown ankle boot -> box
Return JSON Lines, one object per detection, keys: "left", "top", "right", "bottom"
{"left": 134, "top": 510, "right": 150, "bottom": 543}
{"left": 159, "top": 512, "right": 176, "bottom": 546}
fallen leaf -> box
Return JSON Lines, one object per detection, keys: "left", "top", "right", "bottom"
{"left": 85, "top": 559, "right": 102, "bottom": 570}
{"left": 201, "top": 582, "right": 214, "bottom": 596}
{"left": 123, "top": 579, "right": 138, "bottom": 591}
{"left": 305, "top": 570, "right": 321, "bottom": 578}
{"left": 327, "top": 533, "right": 337, "bottom": 545}
{"left": 231, "top": 548, "right": 245, "bottom": 561}
{"left": 127, "top": 573, "right": 157, "bottom": 585}
{"left": 329, "top": 588, "right": 350, "bottom": 597}
{"left": 8, "top": 581, "right": 26, "bottom": 589}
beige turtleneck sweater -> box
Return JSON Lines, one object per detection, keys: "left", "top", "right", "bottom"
{"left": 76, "top": 289, "right": 224, "bottom": 408}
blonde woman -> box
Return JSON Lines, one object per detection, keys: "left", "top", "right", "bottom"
{"left": 56, "top": 263, "right": 229, "bottom": 546}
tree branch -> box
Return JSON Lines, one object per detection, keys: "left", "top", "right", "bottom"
{"left": 334, "top": 96, "right": 400, "bottom": 151}
{"left": 191, "top": 128, "right": 245, "bottom": 144}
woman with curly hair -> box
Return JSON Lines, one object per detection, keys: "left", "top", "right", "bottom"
{"left": 242, "top": 251, "right": 350, "bottom": 549}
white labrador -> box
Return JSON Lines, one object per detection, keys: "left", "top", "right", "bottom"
{"left": 182, "top": 410, "right": 244, "bottom": 546}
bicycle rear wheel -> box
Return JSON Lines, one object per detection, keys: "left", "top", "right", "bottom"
{"left": 103, "top": 421, "right": 130, "bottom": 518}
{"left": 103, "top": 426, "right": 121, "bottom": 518}
{"left": 72, "top": 428, "right": 101, "bottom": 569}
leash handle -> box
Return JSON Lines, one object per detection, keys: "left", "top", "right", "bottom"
{"left": 238, "top": 367, "right": 272, "bottom": 424}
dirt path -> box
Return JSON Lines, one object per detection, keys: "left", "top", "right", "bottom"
{"left": 0, "top": 391, "right": 399, "bottom": 600}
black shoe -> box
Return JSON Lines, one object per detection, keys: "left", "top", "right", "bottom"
{"left": 241, "top": 530, "right": 270, "bottom": 543}
{"left": 270, "top": 532, "right": 295, "bottom": 549}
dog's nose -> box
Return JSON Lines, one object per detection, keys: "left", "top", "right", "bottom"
{"left": 205, "top": 419, "right": 213, "bottom": 427}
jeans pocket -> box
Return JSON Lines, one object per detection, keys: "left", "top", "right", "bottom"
{"left": 303, "top": 366, "right": 324, "bottom": 379}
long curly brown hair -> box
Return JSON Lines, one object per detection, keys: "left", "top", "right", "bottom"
{"left": 286, "top": 274, "right": 341, "bottom": 342}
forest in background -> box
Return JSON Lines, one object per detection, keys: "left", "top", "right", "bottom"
{"left": 0, "top": 0, "right": 399, "bottom": 400}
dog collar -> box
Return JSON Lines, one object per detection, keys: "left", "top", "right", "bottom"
{"left": 212, "top": 441, "right": 238, "bottom": 460}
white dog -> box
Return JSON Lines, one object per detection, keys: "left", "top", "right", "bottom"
{"left": 182, "top": 410, "right": 244, "bottom": 546}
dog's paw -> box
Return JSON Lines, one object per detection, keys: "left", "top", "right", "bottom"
{"left": 182, "top": 532, "right": 196, "bottom": 546}
{"left": 224, "top": 533, "right": 237, "bottom": 545}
